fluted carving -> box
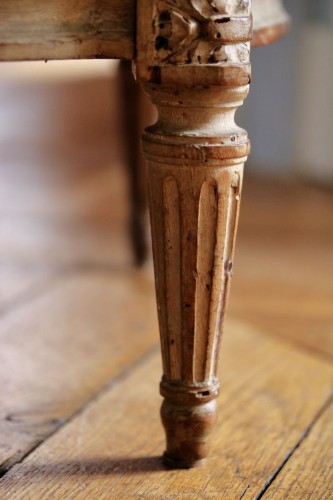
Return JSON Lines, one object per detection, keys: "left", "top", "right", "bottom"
{"left": 136, "top": 0, "right": 251, "bottom": 467}
{"left": 156, "top": 170, "right": 242, "bottom": 389}
{"left": 194, "top": 179, "right": 219, "bottom": 383}
{"left": 163, "top": 175, "right": 182, "bottom": 380}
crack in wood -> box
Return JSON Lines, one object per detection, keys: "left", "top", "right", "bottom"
{"left": 238, "top": 483, "right": 250, "bottom": 500}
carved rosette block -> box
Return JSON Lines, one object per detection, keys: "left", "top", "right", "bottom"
{"left": 136, "top": 0, "right": 252, "bottom": 468}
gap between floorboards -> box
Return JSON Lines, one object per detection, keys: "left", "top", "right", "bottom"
{"left": 253, "top": 392, "right": 333, "bottom": 499}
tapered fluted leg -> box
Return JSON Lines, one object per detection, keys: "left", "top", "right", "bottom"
{"left": 136, "top": 0, "right": 252, "bottom": 467}
{"left": 142, "top": 84, "right": 247, "bottom": 467}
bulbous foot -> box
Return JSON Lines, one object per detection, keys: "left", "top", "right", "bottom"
{"left": 160, "top": 399, "right": 217, "bottom": 468}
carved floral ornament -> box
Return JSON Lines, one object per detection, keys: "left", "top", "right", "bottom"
{"left": 153, "top": 0, "right": 252, "bottom": 65}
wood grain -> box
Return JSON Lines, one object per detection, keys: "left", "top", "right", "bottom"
{"left": 266, "top": 398, "right": 333, "bottom": 499}
{"left": 0, "top": 0, "right": 289, "bottom": 62}
{"left": 0, "top": 73, "right": 162, "bottom": 474}
{"left": 0, "top": 319, "right": 331, "bottom": 497}
{"left": 137, "top": 0, "right": 252, "bottom": 465}
{"left": 0, "top": 0, "right": 135, "bottom": 61}
{"left": 0, "top": 271, "right": 157, "bottom": 474}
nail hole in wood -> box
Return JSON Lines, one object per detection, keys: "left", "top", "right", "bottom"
{"left": 155, "top": 36, "right": 169, "bottom": 51}
{"left": 199, "top": 390, "right": 210, "bottom": 397}
{"left": 216, "top": 17, "right": 231, "bottom": 23}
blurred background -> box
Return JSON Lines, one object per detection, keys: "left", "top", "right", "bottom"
{"left": 243, "top": 0, "right": 333, "bottom": 183}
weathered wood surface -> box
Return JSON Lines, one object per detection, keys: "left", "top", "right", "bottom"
{"left": 0, "top": 0, "right": 135, "bottom": 61}
{"left": 0, "top": 319, "right": 332, "bottom": 498}
{"left": 0, "top": 0, "right": 289, "bottom": 61}
{"left": 137, "top": 0, "right": 252, "bottom": 467}
{"left": 267, "top": 400, "right": 333, "bottom": 499}
{"left": 0, "top": 272, "right": 157, "bottom": 474}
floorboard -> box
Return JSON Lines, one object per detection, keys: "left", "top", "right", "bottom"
{"left": 0, "top": 319, "right": 331, "bottom": 498}
{"left": 232, "top": 176, "right": 333, "bottom": 359}
{"left": 263, "top": 398, "right": 333, "bottom": 499}
{"left": 0, "top": 271, "right": 157, "bottom": 474}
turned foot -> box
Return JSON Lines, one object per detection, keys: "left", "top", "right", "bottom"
{"left": 161, "top": 399, "right": 217, "bottom": 468}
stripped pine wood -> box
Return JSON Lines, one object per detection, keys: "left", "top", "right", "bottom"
{"left": 266, "top": 399, "right": 333, "bottom": 499}
{"left": 135, "top": 0, "right": 289, "bottom": 467}
{"left": 0, "top": 271, "right": 157, "bottom": 474}
{"left": 0, "top": 0, "right": 135, "bottom": 61}
{"left": 137, "top": 0, "right": 252, "bottom": 466}
{"left": 194, "top": 180, "right": 218, "bottom": 383}
{"left": 163, "top": 176, "right": 182, "bottom": 380}
{"left": 0, "top": 319, "right": 331, "bottom": 497}
{"left": 0, "top": 0, "right": 289, "bottom": 62}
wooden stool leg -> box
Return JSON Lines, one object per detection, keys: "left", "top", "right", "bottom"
{"left": 136, "top": 0, "right": 252, "bottom": 467}
{"left": 141, "top": 84, "right": 248, "bottom": 468}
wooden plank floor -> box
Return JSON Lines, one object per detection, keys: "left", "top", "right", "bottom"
{"left": 0, "top": 69, "right": 332, "bottom": 498}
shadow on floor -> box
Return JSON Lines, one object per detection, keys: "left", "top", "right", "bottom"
{"left": 14, "top": 456, "right": 168, "bottom": 478}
